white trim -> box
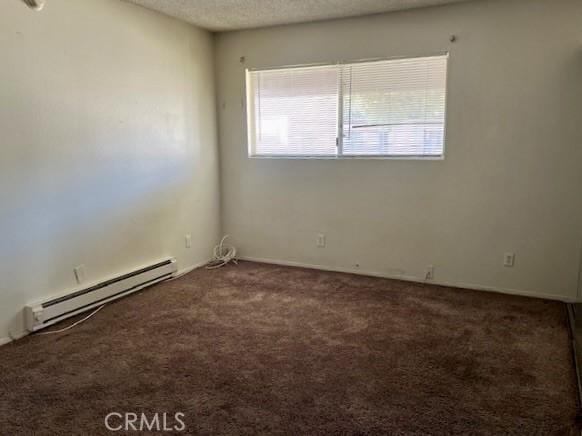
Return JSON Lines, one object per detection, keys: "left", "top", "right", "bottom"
{"left": 248, "top": 154, "right": 444, "bottom": 160}
{"left": 336, "top": 65, "right": 344, "bottom": 156}
{"left": 171, "top": 259, "right": 210, "bottom": 281}
{"left": 238, "top": 256, "right": 576, "bottom": 303}
{"left": 441, "top": 52, "right": 450, "bottom": 159}
{"left": 577, "top": 239, "right": 582, "bottom": 302}
{"left": 246, "top": 52, "right": 450, "bottom": 73}
{"left": 245, "top": 69, "right": 256, "bottom": 157}
{"left": 0, "top": 329, "right": 28, "bottom": 347}
{"left": 246, "top": 54, "right": 448, "bottom": 160}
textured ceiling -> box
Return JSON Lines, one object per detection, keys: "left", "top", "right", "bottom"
{"left": 124, "top": 0, "right": 472, "bottom": 32}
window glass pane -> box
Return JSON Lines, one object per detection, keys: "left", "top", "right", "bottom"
{"left": 248, "top": 66, "right": 339, "bottom": 156}
{"left": 342, "top": 56, "right": 447, "bottom": 156}
{"left": 246, "top": 55, "right": 447, "bottom": 158}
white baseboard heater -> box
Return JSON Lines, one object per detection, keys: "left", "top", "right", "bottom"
{"left": 24, "top": 258, "right": 177, "bottom": 332}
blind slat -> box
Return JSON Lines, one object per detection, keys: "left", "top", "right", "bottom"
{"left": 248, "top": 66, "right": 339, "bottom": 156}
{"left": 246, "top": 55, "right": 448, "bottom": 157}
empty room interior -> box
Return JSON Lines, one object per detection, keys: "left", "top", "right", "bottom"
{"left": 1, "top": 0, "right": 582, "bottom": 434}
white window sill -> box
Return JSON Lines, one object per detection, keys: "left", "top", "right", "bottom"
{"left": 248, "top": 155, "right": 445, "bottom": 161}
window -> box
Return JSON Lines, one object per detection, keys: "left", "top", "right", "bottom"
{"left": 246, "top": 54, "right": 448, "bottom": 158}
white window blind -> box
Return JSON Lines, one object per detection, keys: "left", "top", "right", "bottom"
{"left": 246, "top": 66, "right": 339, "bottom": 156}
{"left": 246, "top": 54, "right": 448, "bottom": 158}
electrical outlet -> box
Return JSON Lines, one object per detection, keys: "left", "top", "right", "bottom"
{"left": 74, "top": 265, "right": 86, "bottom": 285}
{"left": 316, "top": 233, "right": 326, "bottom": 248}
{"left": 425, "top": 265, "right": 435, "bottom": 280}
{"left": 185, "top": 234, "right": 192, "bottom": 249}
{"left": 504, "top": 253, "right": 515, "bottom": 267}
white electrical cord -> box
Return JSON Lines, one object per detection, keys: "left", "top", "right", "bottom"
{"left": 36, "top": 304, "right": 106, "bottom": 336}
{"left": 31, "top": 238, "right": 234, "bottom": 337}
{"left": 206, "top": 235, "right": 237, "bottom": 269}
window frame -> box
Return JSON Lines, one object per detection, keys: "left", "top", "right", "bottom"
{"left": 245, "top": 53, "right": 450, "bottom": 160}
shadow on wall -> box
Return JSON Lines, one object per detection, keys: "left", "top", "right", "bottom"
{"left": 2, "top": 157, "right": 193, "bottom": 338}
{"left": 0, "top": 0, "right": 219, "bottom": 342}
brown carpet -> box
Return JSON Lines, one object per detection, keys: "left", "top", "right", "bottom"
{"left": 0, "top": 261, "right": 577, "bottom": 435}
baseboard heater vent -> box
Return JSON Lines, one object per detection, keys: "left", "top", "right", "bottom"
{"left": 25, "top": 258, "right": 177, "bottom": 332}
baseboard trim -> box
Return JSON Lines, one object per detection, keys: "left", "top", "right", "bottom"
{"left": 174, "top": 259, "right": 210, "bottom": 280}
{"left": 0, "top": 330, "right": 28, "bottom": 347}
{"left": 0, "top": 259, "right": 210, "bottom": 348}
{"left": 238, "top": 256, "right": 577, "bottom": 303}
{"left": 566, "top": 304, "right": 582, "bottom": 430}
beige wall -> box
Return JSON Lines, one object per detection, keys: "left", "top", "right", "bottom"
{"left": 1, "top": 0, "right": 581, "bottom": 346}
{"left": 0, "top": 0, "right": 219, "bottom": 343}
{"left": 215, "top": 0, "right": 582, "bottom": 301}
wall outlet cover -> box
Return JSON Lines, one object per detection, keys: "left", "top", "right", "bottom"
{"left": 425, "top": 265, "right": 435, "bottom": 280}
{"left": 74, "top": 265, "right": 86, "bottom": 284}
{"left": 504, "top": 253, "right": 515, "bottom": 267}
